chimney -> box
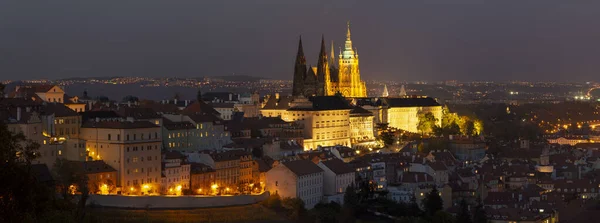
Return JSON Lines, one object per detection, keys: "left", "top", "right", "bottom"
{"left": 16, "top": 107, "right": 21, "bottom": 121}
{"left": 275, "top": 93, "right": 280, "bottom": 100}
{"left": 229, "top": 93, "right": 232, "bottom": 101}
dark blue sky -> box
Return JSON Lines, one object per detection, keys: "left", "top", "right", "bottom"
{"left": 1, "top": 1, "right": 600, "bottom": 82}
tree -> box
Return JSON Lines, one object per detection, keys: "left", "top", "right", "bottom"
{"left": 432, "top": 210, "right": 456, "bottom": 223}
{"left": 473, "top": 196, "right": 488, "bottom": 223}
{"left": 423, "top": 187, "right": 444, "bottom": 217}
{"left": 0, "top": 121, "right": 50, "bottom": 222}
{"left": 262, "top": 193, "right": 281, "bottom": 209}
{"left": 463, "top": 120, "right": 475, "bottom": 136}
{"left": 343, "top": 185, "right": 359, "bottom": 209}
{"left": 456, "top": 199, "right": 472, "bottom": 223}
{"left": 407, "top": 194, "right": 423, "bottom": 217}
{"left": 379, "top": 129, "right": 396, "bottom": 146}
{"left": 0, "top": 83, "right": 5, "bottom": 98}
{"left": 417, "top": 112, "right": 438, "bottom": 135}
{"left": 282, "top": 197, "right": 307, "bottom": 221}
{"left": 313, "top": 201, "right": 341, "bottom": 223}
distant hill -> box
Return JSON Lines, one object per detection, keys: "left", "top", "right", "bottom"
{"left": 205, "top": 75, "right": 269, "bottom": 82}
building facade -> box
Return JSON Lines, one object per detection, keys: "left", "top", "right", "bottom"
{"left": 80, "top": 121, "right": 162, "bottom": 194}
{"left": 265, "top": 160, "right": 324, "bottom": 209}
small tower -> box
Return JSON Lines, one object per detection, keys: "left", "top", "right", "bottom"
{"left": 292, "top": 36, "right": 307, "bottom": 97}
{"left": 316, "top": 35, "right": 330, "bottom": 96}
{"left": 382, "top": 84, "right": 389, "bottom": 97}
{"left": 399, "top": 85, "right": 407, "bottom": 97}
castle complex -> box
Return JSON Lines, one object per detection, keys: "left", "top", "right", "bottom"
{"left": 292, "top": 22, "right": 367, "bottom": 98}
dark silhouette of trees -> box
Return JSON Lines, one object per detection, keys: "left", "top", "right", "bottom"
{"left": 423, "top": 187, "right": 444, "bottom": 217}
{"left": 456, "top": 199, "right": 473, "bottom": 223}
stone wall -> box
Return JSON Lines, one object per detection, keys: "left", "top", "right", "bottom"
{"left": 87, "top": 192, "right": 269, "bottom": 209}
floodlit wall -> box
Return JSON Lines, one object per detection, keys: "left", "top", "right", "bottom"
{"left": 87, "top": 192, "right": 269, "bottom": 209}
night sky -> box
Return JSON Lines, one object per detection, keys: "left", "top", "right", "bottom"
{"left": 1, "top": 1, "right": 600, "bottom": 82}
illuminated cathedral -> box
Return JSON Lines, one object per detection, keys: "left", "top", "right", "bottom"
{"left": 292, "top": 22, "right": 368, "bottom": 98}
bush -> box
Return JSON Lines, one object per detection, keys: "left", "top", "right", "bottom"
{"left": 262, "top": 193, "right": 282, "bottom": 209}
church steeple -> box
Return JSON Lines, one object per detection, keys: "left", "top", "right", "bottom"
{"left": 316, "top": 35, "right": 329, "bottom": 96}
{"left": 382, "top": 84, "right": 389, "bottom": 97}
{"left": 399, "top": 84, "right": 407, "bottom": 97}
{"left": 292, "top": 36, "right": 307, "bottom": 97}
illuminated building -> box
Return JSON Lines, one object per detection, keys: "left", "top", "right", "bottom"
{"left": 261, "top": 95, "right": 352, "bottom": 150}
{"left": 0, "top": 99, "right": 56, "bottom": 166}
{"left": 379, "top": 96, "right": 442, "bottom": 133}
{"left": 265, "top": 160, "right": 324, "bottom": 209}
{"left": 160, "top": 151, "right": 190, "bottom": 195}
{"left": 80, "top": 120, "right": 162, "bottom": 194}
{"left": 317, "top": 159, "right": 355, "bottom": 204}
{"left": 209, "top": 150, "right": 251, "bottom": 190}
{"left": 162, "top": 113, "right": 231, "bottom": 151}
{"left": 349, "top": 106, "right": 376, "bottom": 147}
{"left": 11, "top": 84, "right": 86, "bottom": 112}
{"left": 190, "top": 163, "right": 215, "bottom": 195}
{"left": 292, "top": 22, "right": 367, "bottom": 98}
{"left": 66, "top": 160, "right": 117, "bottom": 195}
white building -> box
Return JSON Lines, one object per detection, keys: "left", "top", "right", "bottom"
{"left": 317, "top": 158, "right": 356, "bottom": 204}
{"left": 265, "top": 160, "right": 324, "bottom": 209}
{"left": 80, "top": 120, "right": 162, "bottom": 195}
{"left": 160, "top": 151, "right": 191, "bottom": 195}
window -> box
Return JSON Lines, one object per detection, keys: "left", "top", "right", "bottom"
{"left": 108, "top": 134, "right": 111, "bottom": 140}
{"left": 133, "top": 134, "right": 136, "bottom": 140}
{"left": 127, "top": 135, "right": 130, "bottom": 141}
{"left": 117, "top": 134, "right": 121, "bottom": 140}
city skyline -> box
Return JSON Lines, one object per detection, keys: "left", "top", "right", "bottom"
{"left": 2, "top": 1, "right": 600, "bottom": 82}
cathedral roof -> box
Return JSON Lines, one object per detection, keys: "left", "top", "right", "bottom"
{"left": 288, "top": 96, "right": 353, "bottom": 111}
{"left": 380, "top": 97, "right": 440, "bottom": 107}
{"left": 262, "top": 94, "right": 294, "bottom": 110}
{"left": 350, "top": 106, "right": 373, "bottom": 116}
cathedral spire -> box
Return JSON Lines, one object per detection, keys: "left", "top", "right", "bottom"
{"left": 382, "top": 84, "right": 389, "bottom": 97}
{"left": 292, "top": 36, "right": 307, "bottom": 97}
{"left": 330, "top": 40, "right": 335, "bottom": 66}
{"left": 295, "top": 35, "right": 306, "bottom": 64}
{"left": 316, "top": 35, "right": 329, "bottom": 96}
{"left": 346, "top": 21, "right": 351, "bottom": 40}
{"left": 399, "top": 84, "right": 407, "bottom": 97}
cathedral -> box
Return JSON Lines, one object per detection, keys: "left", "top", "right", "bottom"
{"left": 292, "top": 22, "right": 368, "bottom": 98}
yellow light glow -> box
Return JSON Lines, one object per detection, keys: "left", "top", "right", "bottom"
{"left": 176, "top": 185, "right": 182, "bottom": 191}
{"left": 130, "top": 187, "right": 134, "bottom": 191}
{"left": 355, "top": 150, "right": 361, "bottom": 154}
{"left": 226, "top": 187, "right": 230, "bottom": 191}
{"left": 143, "top": 184, "right": 150, "bottom": 189}
{"left": 211, "top": 184, "right": 218, "bottom": 190}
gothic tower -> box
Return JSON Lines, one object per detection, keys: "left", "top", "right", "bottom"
{"left": 382, "top": 84, "right": 389, "bottom": 97}
{"left": 337, "top": 22, "right": 367, "bottom": 97}
{"left": 316, "top": 35, "right": 330, "bottom": 96}
{"left": 292, "top": 36, "right": 307, "bottom": 97}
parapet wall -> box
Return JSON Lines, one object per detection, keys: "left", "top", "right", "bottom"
{"left": 87, "top": 192, "right": 269, "bottom": 209}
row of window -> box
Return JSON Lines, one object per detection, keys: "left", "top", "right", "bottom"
{"left": 108, "top": 133, "right": 159, "bottom": 141}
{"left": 127, "top": 178, "right": 157, "bottom": 187}
{"left": 126, "top": 145, "right": 159, "bottom": 152}
{"left": 127, "top": 167, "right": 159, "bottom": 175}
{"left": 316, "top": 131, "right": 348, "bottom": 140}
{"left": 127, "top": 156, "right": 156, "bottom": 163}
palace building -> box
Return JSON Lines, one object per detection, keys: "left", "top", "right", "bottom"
{"left": 292, "top": 22, "right": 367, "bottom": 98}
